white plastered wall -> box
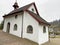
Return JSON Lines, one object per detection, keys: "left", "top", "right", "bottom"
{"left": 38, "top": 25, "right": 49, "bottom": 45}
{"left": 23, "top": 11, "right": 39, "bottom": 43}
{"left": 3, "top": 13, "right": 23, "bottom": 37}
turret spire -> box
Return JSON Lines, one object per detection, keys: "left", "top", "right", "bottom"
{"left": 13, "top": 0, "right": 19, "bottom": 9}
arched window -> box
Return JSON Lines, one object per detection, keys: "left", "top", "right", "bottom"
{"left": 14, "top": 24, "right": 17, "bottom": 31}
{"left": 43, "top": 26, "right": 46, "bottom": 33}
{"left": 27, "top": 25, "right": 33, "bottom": 34}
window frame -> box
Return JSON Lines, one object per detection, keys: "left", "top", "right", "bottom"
{"left": 27, "top": 25, "right": 33, "bottom": 34}
{"left": 14, "top": 24, "right": 17, "bottom": 31}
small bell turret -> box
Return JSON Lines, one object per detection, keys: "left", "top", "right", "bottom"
{"left": 13, "top": 0, "right": 19, "bottom": 9}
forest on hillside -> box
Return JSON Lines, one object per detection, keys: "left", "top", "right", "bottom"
{"left": 49, "top": 19, "right": 60, "bottom": 34}
{"left": 50, "top": 19, "right": 60, "bottom": 28}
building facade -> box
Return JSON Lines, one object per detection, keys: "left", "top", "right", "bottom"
{"left": 3, "top": 2, "right": 50, "bottom": 45}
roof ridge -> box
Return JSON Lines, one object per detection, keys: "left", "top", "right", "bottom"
{"left": 5, "top": 2, "right": 35, "bottom": 15}
{"left": 19, "top": 2, "right": 35, "bottom": 9}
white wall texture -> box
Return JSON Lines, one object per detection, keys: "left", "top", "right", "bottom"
{"left": 23, "top": 11, "right": 49, "bottom": 44}
{"left": 3, "top": 13, "right": 23, "bottom": 37}
{"left": 38, "top": 25, "right": 49, "bottom": 45}
{"left": 23, "top": 11, "right": 39, "bottom": 43}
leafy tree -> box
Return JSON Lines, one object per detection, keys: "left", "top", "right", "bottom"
{"left": 0, "top": 20, "right": 4, "bottom": 30}
{"left": 49, "top": 19, "right": 60, "bottom": 35}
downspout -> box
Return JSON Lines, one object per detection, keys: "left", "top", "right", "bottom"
{"left": 21, "top": 12, "right": 24, "bottom": 38}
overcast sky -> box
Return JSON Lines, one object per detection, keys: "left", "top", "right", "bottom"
{"left": 0, "top": 0, "right": 60, "bottom": 23}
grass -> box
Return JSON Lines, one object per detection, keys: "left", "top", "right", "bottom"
{"left": 42, "top": 36, "right": 60, "bottom": 45}
{"left": 55, "top": 35, "right": 60, "bottom": 38}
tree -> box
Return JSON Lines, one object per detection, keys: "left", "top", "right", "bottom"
{"left": 0, "top": 20, "right": 4, "bottom": 30}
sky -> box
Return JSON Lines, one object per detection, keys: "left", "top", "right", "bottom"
{"left": 0, "top": 0, "right": 60, "bottom": 23}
